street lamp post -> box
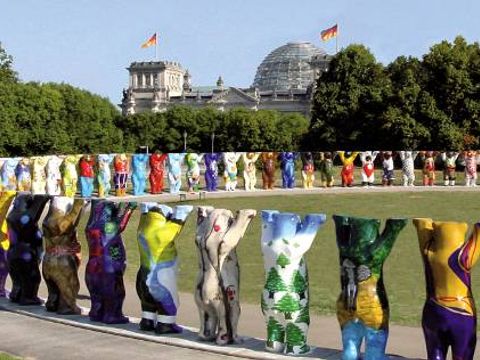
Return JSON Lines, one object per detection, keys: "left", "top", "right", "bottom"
{"left": 211, "top": 132, "right": 215, "bottom": 153}
{"left": 183, "top": 130, "right": 187, "bottom": 152}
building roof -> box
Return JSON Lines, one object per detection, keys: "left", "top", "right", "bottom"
{"left": 252, "top": 41, "right": 326, "bottom": 91}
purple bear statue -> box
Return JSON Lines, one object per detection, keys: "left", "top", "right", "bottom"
{"left": 85, "top": 199, "right": 137, "bottom": 324}
{"left": 204, "top": 153, "right": 221, "bottom": 192}
{"left": 279, "top": 152, "right": 298, "bottom": 189}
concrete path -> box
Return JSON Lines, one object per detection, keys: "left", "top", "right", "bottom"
{"left": 107, "top": 184, "right": 480, "bottom": 203}
{"left": 0, "top": 298, "right": 420, "bottom": 360}
{"left": 1, "top": 274, "right": 428, "bottom": 360}
{"left": 0, "top": 310, "right": 234, "bottom": 360}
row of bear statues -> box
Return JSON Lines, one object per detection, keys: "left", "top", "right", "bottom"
{"left": 1, "top": 151, "right": 480, "bottom": 197}
{"left": 0, "top": 191, "right": 477, "bottom": 359}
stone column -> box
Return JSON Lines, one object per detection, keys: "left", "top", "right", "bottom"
{"left": 133, "top": 74, "right": 138, "bottom": 88}
{"left": 158, "top": 72, "right": 163, "bottom": 86}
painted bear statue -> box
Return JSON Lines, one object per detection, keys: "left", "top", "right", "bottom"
{"left": 333, "top": 215, "right": 407, "bottom": 360}
{"left": 85, "top": 200, "right": 137, "bottom": 323}
{"left": 7, "top": 194, "right": 50, "bottom": 305}
{"left": 132, "top": 153, "right": 150, "bottom": 195}
{"left": 195, "top": 207, "right": 256, "bottom": 345}
{"left": 97, "top": 154, "right": 114, "bottom": 198}
{"left": 136, "top": 203, "right": 193, "bottom": 334}
{"left": 42, "top": 197, "right": 84, "bottom": 314}
{"left": 0, "top": 191, "right": 16, "bottom": 297}
{"left": 261, "top": 210, "right": 326, "bottom": 355}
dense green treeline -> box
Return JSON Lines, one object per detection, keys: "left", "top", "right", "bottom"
{"left": 117, "top": 108, "right": 308, "bottom": 153}
{"left": 309, "top": 36, "right": 480, "bottom": 150}
{"left": 0, "top": 81, "right": 124, "bottom": 155}
{"left": 0, "top": 43, "right": 124, "bottom": 155}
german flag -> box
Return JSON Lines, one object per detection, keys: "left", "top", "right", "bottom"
{"left": 320, "top": 25, "right": 338, "bottom": 42}
{"left": 141, "top": 33, "right": 157, "bottom": 48}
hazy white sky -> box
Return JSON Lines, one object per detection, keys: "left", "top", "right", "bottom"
{"left": 1, "top": 0, "right": 478, "bottom": 103}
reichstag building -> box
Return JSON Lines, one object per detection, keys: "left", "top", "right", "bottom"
{"left": 120, "top": 42, "right": 332, "bottom": 117}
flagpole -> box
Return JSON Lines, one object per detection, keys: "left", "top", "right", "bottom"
{"left": 155, "top": 33, "right": 158, "bottom": 60}
{"left": 336, "top": 24, "right": 339, "bottom": 54}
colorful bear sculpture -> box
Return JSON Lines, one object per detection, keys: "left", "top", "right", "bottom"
{"left": 42, "top": 197, "right": 84, "bottom": 314}
{"left": 136, "top": 203, "right": 193, "bottom": 333}
{"left": 149, "top": 152, "right": 168, "bottom": 194}
{"left": 7, "top": 194, "right": 50, "bottom": 305}
{"left": 261, "top": 210, "right": 326, "bottom": 355}
{"left": 85, "top": 200, "right": 136, "bottom": 323}
{"left": 195, "top": 207, "right": 256, "bottom": 344}
{"left": 131, "top": 153, "right": 149, "bottom": 196}
{"left": 332, "top": 215, "right": 406, "bottom": 360}
{"left": 0, "top": 191, "right": 16, "bottom": 297}
{"left": 413, "top": 218, "right": 480, "bottom": 360}
{"left": 204, "top": 153, "right": 221, "bottom": 192}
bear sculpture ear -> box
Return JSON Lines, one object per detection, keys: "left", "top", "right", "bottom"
{"left": 197, "top": 206, "right": 214, "bottom": 218}
{"left": 197, "top": 206, "right": 214, "bottom": 223}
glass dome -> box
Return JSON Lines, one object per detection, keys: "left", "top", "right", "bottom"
{"left": 252, "top": 42, "right": 326, "bottom": 91}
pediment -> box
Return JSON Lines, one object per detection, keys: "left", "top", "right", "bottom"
{"left": 208, "top": 87, "right": 257, "bottom": 104}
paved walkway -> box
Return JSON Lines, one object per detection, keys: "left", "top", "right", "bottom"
{"left": 1, "top": 275, "right": 429, "bottom": 360}
{"left": 0, "top": 298, "right": 420, "bottom": 360}
{"left": 0, "top": 310, "right": 234, "bottom": 360}
{"left": 107, "top": 184, "right": 480, "bottom": 203}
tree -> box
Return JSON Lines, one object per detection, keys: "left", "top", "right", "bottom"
{"left": 285, "top": 323, "right": 307, "bottom": 353}
{"left": 0, "top": 82, "right": 70, "bottom": 155}
{"left": 290, "top": 270, "right": 307, "bottom": 296}
{"left": 0, "top": 42, "right": 17, "bottom": 83}
{"left": 295, "top": 305, "right": 310, "bottom": 325}
{"left": 254, "top": 110, "right": 280, "bottom": 150}
{"left": 116, "top": 112, "right": 166, "bottom": 152}
{"left": 266, "top": 317, "right": 285, "bottom": 348}
{"left": 309, "top": 44, "right": 390, "bottom": 149}
{"left": 274, "top": 293, "right": 301, "bottom": 319}
{"left": 50, "top": 83, "right": 123, "bottom": 153}
{"left": 223, "top": 108, "right": 262, "bottom": 151}
{"left": 195, "top": 107, "right": 221, "bottom": 151}
{"left": 276, "top": 253, "right": 291, "bottom": 268}
{"left": 277, "top": 113, "right": 309, "bottom": 151}
{"left": 380, "top": 56, "right": 431, "bottom": 149}
{"left": 420, "top": 36, "right": 480, "bottom": 149}
{"left": 164, "top": 105, "right": 198, "bottom": 151}
{"left": 264, "top": 268, "right": 287, "bottom": 298}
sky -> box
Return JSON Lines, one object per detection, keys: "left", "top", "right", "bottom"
{"left": 1, "top": 0, "right": 478, "bottom": 105}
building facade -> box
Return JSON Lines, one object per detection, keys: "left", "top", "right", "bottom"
{"left": 120, "top": 42, "right": 331, "bottom": 117}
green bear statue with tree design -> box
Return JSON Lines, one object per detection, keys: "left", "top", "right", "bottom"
{"left": 260, "top": 210, "right": 326, "bottom": 355}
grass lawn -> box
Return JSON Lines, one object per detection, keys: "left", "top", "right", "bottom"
{"left": 0, "top": 353, "right": 21, "bottom": 360}
{"left": 77, "top": 189, "right": 480, "bottom": 327}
